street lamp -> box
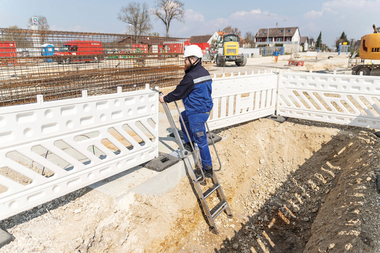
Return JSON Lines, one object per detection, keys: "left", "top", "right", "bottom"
{"left": 267, "top": 14, "right": 270, "bottom": 46}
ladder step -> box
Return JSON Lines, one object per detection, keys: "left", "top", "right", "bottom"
{"left": 203, "top": 184, "right": 220, "bottom": 199}
{"left": 211, "top": 201, "right": 228, "bottom": 219}
{"left": 195, "top": 174, "right": 203, "bottom": 182}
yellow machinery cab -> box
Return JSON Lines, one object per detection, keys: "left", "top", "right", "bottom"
{"left": 360, "top": 33, "right": 380, "bottom": 60}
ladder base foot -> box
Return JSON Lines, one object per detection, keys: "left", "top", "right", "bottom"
{"left": 227, "top": 214, "right": 233, "bottom": 218}
{"left": 209, "top": 226, "right": 218, "bottom": 234}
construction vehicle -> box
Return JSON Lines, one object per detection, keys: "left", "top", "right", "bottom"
{"left": 215, "top": 34, "right": 247, "bottom": 67}
{"left": 53, "top": 40, "right": 104, "bottom": 64}
{"left": 352, "top": 24, "right": 380, "bottom": 75}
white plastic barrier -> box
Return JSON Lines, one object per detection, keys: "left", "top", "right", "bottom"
{"left": 306, "top": 52, "right": 317, "bottom": 58}
{"left": 208, "top": 71, "right": 278, "bottom": 131}
{"left": 0, "top": 85, "right": 159, "bottom": 220}
{"left": 5, "top": 69, "right": 380, "bottom": 221}
{"left": 278, "top": 71, "right": 380, "bottom": 129}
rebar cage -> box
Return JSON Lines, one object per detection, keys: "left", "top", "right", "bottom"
{"left": 0, "top": 28, "right": 187, "bottom": 107}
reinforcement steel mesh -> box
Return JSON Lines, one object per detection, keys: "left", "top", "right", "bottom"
{"left": 0, "top": 28, "right": 186, "bottom": 106}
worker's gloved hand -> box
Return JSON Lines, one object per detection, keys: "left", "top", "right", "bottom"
{"left": 159, "top": 93, "right": 165, "bottom": 103}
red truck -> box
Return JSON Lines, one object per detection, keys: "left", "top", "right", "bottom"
{"left": 53, "top": 40, "right": 104, "bottom": 64}
{"left": 0, "top": 41, "right": 17, "bottom": 66}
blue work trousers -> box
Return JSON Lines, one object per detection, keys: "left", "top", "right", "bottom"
{"left": 180, "top": 111, "right": 212, "bottom": 169}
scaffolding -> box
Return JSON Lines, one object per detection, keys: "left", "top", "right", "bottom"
{"left": 0, "top": 28, "right": 186, "bottom": 107}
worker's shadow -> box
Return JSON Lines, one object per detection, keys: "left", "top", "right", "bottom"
{"left": 158, "top": 127, "right": 183, "bottom": 153}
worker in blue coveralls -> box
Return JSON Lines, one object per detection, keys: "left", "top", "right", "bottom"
{"left": 159, "top": 45, "right": 213, "bottom": 178}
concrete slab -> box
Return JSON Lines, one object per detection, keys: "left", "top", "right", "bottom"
{"left": 89, "top": 165, "right": 159, "bottom": 199}
{"left": 0, "top": 228, "right": 13, "bottom": 248}
{"left": 89, "top": 107, "right": 187, "bottom": 201}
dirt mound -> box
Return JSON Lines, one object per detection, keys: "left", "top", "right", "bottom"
{"left": 1, "top": 118, "right": 380, "bottom": 253}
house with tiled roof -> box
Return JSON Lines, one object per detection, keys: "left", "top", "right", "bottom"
{"left": 300, "top": 36, "right": 309, "bottom": 51}
{"left": 309, "top": 38, "right": 315, "bottom": 50}
{"left": 255, "top": 27, "right": 300, "bottom": 46}
{"left": 255, "top": 27, "right": 301, "bottom": 53}
{"left": 190, "top": 35, "right": 212, "bottom": 44}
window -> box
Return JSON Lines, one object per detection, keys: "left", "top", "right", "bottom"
{"left": 268, "top": 38, "right": 272, "bottom": 42}
{"left": 280, "top": 30, "right": 283, "bottom": 33}
{"left": 286, "top": 38, "right": 291, "bottom": 41}
{"left": 259, "top": 38, "right": 262, "bottom": 42}
{"left": 288, "top": 29, "right": 291, "bottom": 32}
{"left": 70, "top": 45, "right": 78, "bottom": 52}
{"left": 277, "top": 38, "right": 282, "bottom": 42}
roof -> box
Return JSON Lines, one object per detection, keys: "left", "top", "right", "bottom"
{"left": 190, "top": 35, "right": 212, "bottom": 44}
{"left": 300, "top": 36, "right": 308, "bottom": 44}
{"left": 255, "top": 27, "right": 298, "bottom": 38}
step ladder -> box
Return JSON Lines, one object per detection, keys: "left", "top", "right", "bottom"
{"left": 161, "top": 99, "right": 232, "bottom": 234}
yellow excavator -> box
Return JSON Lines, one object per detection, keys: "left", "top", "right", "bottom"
{"left": 352, "top": 24, "right": 380, "bottom": 75}
{"left": 215, "top": 34, "right": 247, "bottom": 67}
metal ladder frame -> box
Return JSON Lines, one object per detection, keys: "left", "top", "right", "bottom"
{"left": 161, "top": 99, "right": 232, "bottom": 234}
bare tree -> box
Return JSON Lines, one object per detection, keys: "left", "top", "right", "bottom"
{"left": 28, "top": 15, "right": 50, "bottom": 31}
{"left": 244, "top": 32, "right": 255, "bottom": 47}
{"left": 223, "top": 26, "right": 241, "bottom": 36}
{"left": 118, "top": 2, "right": 152, "bottom": 37}
{"left": 148, "top": 32, "right": 160, "bottom": 37}
{"left": 153, "top": 0, "right": 185, "bottom": 37}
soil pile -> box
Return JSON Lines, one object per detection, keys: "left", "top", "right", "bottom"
{"left": 1, "top": 118, "right": 380, "bottom": 253}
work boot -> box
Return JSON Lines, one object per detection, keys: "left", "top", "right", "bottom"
{"left": 203, "top": 164, "right": 213, "bottom": 178}
{"left": 193, "top": 169, "right": 207, "bottom": 185}
{"left": 183, "top": 141, "right": 195, "bottom": 152}
{"left": 193, "top": 168, "right": 202, "bottom": 178}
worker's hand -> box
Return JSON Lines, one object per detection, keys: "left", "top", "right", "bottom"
{"left": 159, "top": 93, "right": 165, "bottom": 103}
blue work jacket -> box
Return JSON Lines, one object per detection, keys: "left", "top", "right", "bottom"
{"left": 164, "top": 61, "right": 213, "bottom": 115}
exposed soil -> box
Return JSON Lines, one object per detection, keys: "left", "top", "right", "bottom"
{"left": 1, "top": 115, "right": 380, "bottom": 253}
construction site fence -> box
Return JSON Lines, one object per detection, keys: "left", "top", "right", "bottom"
{"left": 207, "top": 71, "right": 278, "bottom": 131}
{"left": 0, "top": 28, "right": 186, "bottom": 107}
{"left": 2, "top": 70, "right": 380, "bottom": 220}
{"left": 277, "top": 70, "right": 380, "bottom": 129}
{"left": 259, "top": 46, "right": 284, "bottom": 56}
{"left": 0, "top": 84, "right": 159, "bottom": 220}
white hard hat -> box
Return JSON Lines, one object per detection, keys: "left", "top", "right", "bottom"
{"left": 184, "top": 45, "right": 203, "bottom": 58}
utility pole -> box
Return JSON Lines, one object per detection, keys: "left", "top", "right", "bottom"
{"left": 283, "top": 19, "right": 286, "bottom": 43}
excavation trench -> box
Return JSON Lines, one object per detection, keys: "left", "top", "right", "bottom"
{"left": 1, "top": 118, "right": 380, "bottom": 253}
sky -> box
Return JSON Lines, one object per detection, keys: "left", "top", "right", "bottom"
{"left": 1, "top": 0, "right": 379, "bottom": 48}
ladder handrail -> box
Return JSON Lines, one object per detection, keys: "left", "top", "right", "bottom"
{"left": 160, "top": 97, "right": 206, "bottom": 184}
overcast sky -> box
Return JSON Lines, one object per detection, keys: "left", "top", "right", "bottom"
{"left": 1, "top": 0, "right": 379, "bottom": 48}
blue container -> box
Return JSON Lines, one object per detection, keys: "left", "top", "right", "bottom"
{"left": 41, "top": 44, "right": 54, "bottom": 62}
